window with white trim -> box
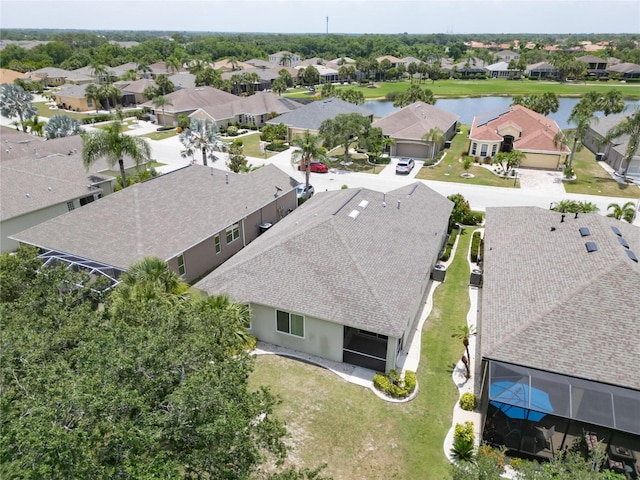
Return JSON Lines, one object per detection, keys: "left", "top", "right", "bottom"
{"left": 66, "top": 201, "right": 75, "bottom": 211}
{"left": 226, "top": 223, "right": 240, "bottom": 243}
{"left": 480, "top": 144, "right": 488, "bottom": 157}
{"left": 491, "top": 144, "right": 498, "bottom": 156}
{"left": 276, "top": 310, "right": 304, "bottom": 337}
{"left": 471, "top": 143, "right": 477, "bottom": 155}
{"left": 214, "top": 234, "right": 221, "bottom": 254}
{"left": 177, "top": 254, "right": 186, "bottom": 276}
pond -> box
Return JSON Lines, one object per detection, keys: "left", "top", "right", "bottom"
{"left": 363, "top": 97, "right": 640, "bottom": 129}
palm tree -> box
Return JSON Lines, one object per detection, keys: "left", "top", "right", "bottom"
{"left": 603, "top": 109, "right": 640, "bottom": 178}
{"left": 44, "top": 115, "right": 83, "bottom": 139}
{"left": 279, "top": 52, "right": 293, "bottom": 67}
{"left": 199, "top": 294, "right": 253, "bottom": 349}
{"left": 84, "top": 84, "right": 101, "bottom": 113}
{"left": 98, "top": 84, "right": 121, "bottom": 112}
{"left": 452, "top": 324, "right": 476, "bottom": 379}
{"left": 607, "top": 201, "right": 636, "bottom": 223}
{"left": 554, "top": 112, "right": 592, "bottom": 170}
{"left": 81, "top": 121, "right": 151, "bottom": 188}
{"left": 24, "top": 115, "right": 46, "bottom": 137}
{"left": 188, "top": 57, "right": 208, "bottom": 75}
{"left": 179, "top": 118, "right": 225, "bottom": 167}
{"left": 165, "top": 56, "right": 182, "bottom": 74}
{"left": 291, "top": 130, "right": 327, "bottom": 194}
{"left": 0, "top": 83, "right": 37, "bottom": 132}
{"left": 423, "top": 127, "right": 445, "bottom": 160}
{"left": 90, "top": 61, "right": 108, "bottom": 83}
{"left": 271, "top": 78, "right": 287, "bottom": 96}
{"left": 136, "top": 62, "right": 152, "bottom": 79}
{"left": 151, "top": 96, "right": 173, "bottom": 126}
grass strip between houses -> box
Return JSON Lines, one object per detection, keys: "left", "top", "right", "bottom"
{"left": 249, "top": 227, "right": 474, "bottom": 479}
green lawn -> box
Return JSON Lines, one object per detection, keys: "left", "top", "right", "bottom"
{"left": 564, "top": 147, "right": 640, "bottom": 198}
{"left": 415, "top": 125, "right": 520, "bottom": 188}
{"left": 249, "top": 228, "right": 475, "bottom": 479}
{"left": 141, "top": 129, "right": 179, "bottom": 141}
{"left": 285, "top": 79, "right": 640, "bottom": 101}
{"left": 34, "top": 102, "right": 91, "bottom": 120}
{"left": 223, "top": 132, "right": 279, "bottom": 159}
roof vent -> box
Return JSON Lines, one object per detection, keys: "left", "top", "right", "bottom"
{"left": 348, "top": 209, "right": 360, "bottom": 219}
{"left": 618, "top": 237, "right": 630, "bottom": 249}
{"left": 358, "top": 200, "right": 369, "bottom": 209}
{"left": 611, "top": 226, "right": 622, "bottom": 237}
{"left": 561, "top": 214, "right": 565, "bottom": 223}
{"left": 585, "top": 241, "right": 598, "bottom": 253}
{"left": 579, "top": 227, "right": 590, "bottom": 237}
{"left": 550, "top": 226, "right": 556, "bottom": 232}
{"left": 397, "top": 200, "right": 401, "bottom": 209}
{"left": 626, "top": 250, "right": 638, "bottom": 263}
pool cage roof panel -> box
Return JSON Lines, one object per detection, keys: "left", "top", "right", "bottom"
{"left": 488, "top": 360, "right": 640, "bottom": 435}
{"left": 38, "top": 249, "right": 125, "bottom": 292}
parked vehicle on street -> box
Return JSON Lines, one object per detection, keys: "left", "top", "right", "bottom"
{"left": 396, "top": 157, "right": 415, "bottom": 174}
{"left": 298, "top": 161, "right": 329, "bottom": 173}
{"left": 296, "top": 183, "right": 315, "bottom": 200}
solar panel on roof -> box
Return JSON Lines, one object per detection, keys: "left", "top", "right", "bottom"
{"left": 626, "top": 250, "right": 639, "bottom": 263}
{"left": 618, "top": 237, "right": 630, "bottom": 249}
{"left": 579, "top": 227, "right": 591, "bottom": 237}
{"left": 611, "top": 226, "right": 622, "bottom": 237}
{"left": 585, "top": 242, "right": 598, "bottom": 253}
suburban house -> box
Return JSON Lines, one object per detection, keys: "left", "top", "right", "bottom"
{"left": 376, "top": 55, "right": 403, "bottom": 68}
{"left": 0, "top": 128, "right": 140, "bottom": 253}
{"left": 29, "top": 67, "right": 93, "bottom": 86}
{"left": 113, "top": 78, "right": 158, "bottom": 104}
{"left": 450, "top": 58, "right": 488, "bottom": 77}
{"left": 607, "top": 62, "right": 640, "bottom": 81}
{"left": 494, "top": 50, "right": 520, "bottom": 62}
{"left": 189, "top": 91, "right": 302, "bottom": 129}
{"left": 479, "top": 207, "right": 640, "bottom": 462}
{"left": 168, "top": 72, "right": 196, "bottom": 90}
{"left": 268, "top": 51, "right": 301, "bottom": 67}
{"left": 525, "top": 62, "right": 557, "bottom": 79}
{"left": 245, "top": 58, "right": 272, "bottom": 69}
{"left": 221, "top": 67, "right": 280, "bottom": 93}
{"left": 468, "top": 105, "right": 570, "bottom": 169}
{"left": 195, "top": 183, "right": 453, "bottom": 372}
{"left": 265, "top": 97, "right": 374, "bottom": 141}
{"left": 294, "top": 64, "right": 339, "bottom": 84}
{"left": 583, "top": 112, "right": 640, "bottom": 179}
{"left": 577, "top": 55, "right": 609, "bottom": 78}
{"left": 213, "top": 59, "right": 256, "bottom": 72}
{"left": 140, "top": 86, "right": 238, "bottom": 126}
{"left": 11, "top": 164, "right": 298, "bottom": 285}
{"left": 54, "top": 84, "right": 97, "bottom": 112}
{"left": 371, "top": 102, "right": 459, "bottom": 159}
{"left": 486, "top": 61, "right": 518, "bottom": 78}
{"left": 0, "top": 68, "right": 29, "bottom": 85}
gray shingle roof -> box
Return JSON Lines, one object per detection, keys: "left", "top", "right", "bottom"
{"left": 12, "top": 164, "right": 298, "bottom": 270}
{"left": 265, "top": 97, "right": 373, "bottom": 131}
{"left": 589, "top": 113, "right": 640, "bottom": 157}
{"left": 372, "top": 102, "right": 459, "bottom": 140}
{"left": 195, "top": 183, "right": 453, "bottom": 337}
{"left": 139, "top": 86, "right": 238, "bottom": 114}
{"left": 481, "top": 207, "right": 640, "bottom": 390}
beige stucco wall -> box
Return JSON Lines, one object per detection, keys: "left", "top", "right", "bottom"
{"left": 497, "top": 125, "right": 522, "bottom": 138}
{"left": 469, "top": 140, "right": 501, "bottom": 159}
{"left": 249, "top": 303, "right": 344, "bottom": 362}
{"left": 56, "top": 95, "right": 94, "bottom": 112}
{"left": 520, "top": 151, "right": 564, "bottom": 169}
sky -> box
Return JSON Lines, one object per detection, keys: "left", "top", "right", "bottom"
{"left": 1, "top": 0, "right": 639, "bottom": 34}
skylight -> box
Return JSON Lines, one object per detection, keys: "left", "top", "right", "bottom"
{"left": 626, "top": 250, "right": 638, "bottom": 263}
{"left": 579, "top": 227, "right": 591, "bottom": 237}
{"left": 585, "top": 242, "right": 598, "bottom": 253}
{"left": 348, "top": 210, "right": 360, "bottom": 219}
{"left": 358, "top": 200, "right": 369, "bottom": 209}
{"left": 611, "top": 226, "right": 622, "bottom": 237}
{"left": 618, "top": 237, "right": 630, "bottom": 249}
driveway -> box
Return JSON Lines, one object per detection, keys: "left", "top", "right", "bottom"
{"left": 378, "top": 158, "right": 423, "bottom": 179}
{"left": 516, "top": 168, "right": 566, "bottom": 195}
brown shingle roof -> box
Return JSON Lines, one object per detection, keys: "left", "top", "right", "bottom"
{"left": 372, "top": 102, "right": 459, "bottom": 140}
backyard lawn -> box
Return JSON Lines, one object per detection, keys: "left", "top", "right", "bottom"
{"left": 33, "top": 102, "right": 91, "bottom": 120}
{"left": 415, "top": 125, "right": 520, "bottom": 188}
{"left": 248, "top": 228, "right": 474, "bottom": 479}
{"left": 285, "top": 79, "right": 640, "bottom": 101}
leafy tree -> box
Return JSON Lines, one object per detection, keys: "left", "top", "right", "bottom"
{"left": 393, "top": 84, "right": 435, "bottom": 108}
{"left": 301, "top": 65, "right": 320, "bottom": 87}
{"left": 336, "top": 88, "right": 365, "bottom": 105}
{"left": 319, "top": 113, "right": 372, "bottom": 163}
{"left": 492, "top": 149, "right": 525, "bottom": 174}
{"left": 607, "top": 201, "right": 636, "bottom": 223}
{"left": 362, "top": 127, "right": 393, "bottom": 162}
{"left": 278, "top": 68, "right": 293, "bottom": 87}
{"left": 81, "top": 120, "right": 151, "bottom": 188}
{"left": 165, "top": 56, "right": 182, "bottom": 74}
{"left": 179, "top": 118, "right": 225, "bottom": 166}
{"left": 0, "top": 83, "right": 37, "bottom": 132}
{"left": 44, "top": 114, "right": 84, "bottom": 139}
{"left": 554, "top": 107, "right": 593, "bottom": 170}
{"left": 195, "top": 66, "right": 222, "bottom": 87}
{"left": 279, "top": 52, "right": 293, "bottom": 67}
{"left": 511, "top": 92, "right": 559, "bottom": 115}
{"left": 603, "top": 109, "right": 640, "bottom": 177}
{"left": 154, "top": 74, "right": 175, "bottom": 95}
{"left": 227, "top": 140, "right": 251, "bottom": 173}
{"left": 321, "top": 82, "right": 336, "bottom": 98}
{"left": 291, "top": 130, "right": 327, "bottom": 192}
{"left": 136, "top": 61, "right": 151, "bottom": 79}
{"left": 423, "top": 126, "right": 445, "bottom": 159}
{"left": 447, "top": 193, "right": 474, "bottom": 226}
{"left": 151, "top": 95, "right": 173, "bottom": 125}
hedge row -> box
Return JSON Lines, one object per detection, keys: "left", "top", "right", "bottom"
{"left": 373, "top": 369, "right": 417, "bottom": 399}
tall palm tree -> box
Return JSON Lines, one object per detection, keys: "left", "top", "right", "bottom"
{"left": 136, "top": 62, "right": 152, "bottom": 79}
{"left": 607, "top": 201, "right": 636, "bottom": 223}
{"left": 554, "top": 112, "right": 592, "bottom": 170}
{"left": 199, "top": 294, "right": 252, "bottom": 350}
{"left": 291, "top": 130, "right": 327, "bottom": 194}
{"left": 98, "top": 84, "right": 121, "bottom": 112}
{"left": 81, "top": 121, "right": 151, "bottom": 188}
{"left": 603, "top": 109, "right": 640, "bottom": 178}
{"left": 423, "top": 127, "right": 445, "bottom": 160}
{"left": 84, "top": 84, "right": 101, "bottom": 113}
{"left": 0, "top": 83, "right": 37, "bottom": 132}
{"left": 179, "top": 118, "right": 225, "bottom": 167}
{"left": 279, "top": 52, "right": 293, "bottom": 67}
{"left": 451, "top": 325, "right": 476, "bottom": 379}
{"left": 165, "top": 56, "right": 182, "bottom": 74}
{"left": 89, "top": 61, "right": 108, "bottom": 83}
{"left": 44, "top": 115, "right": 83, "bottom": 139}
{"left": 151, "top": 96, "right": 173, "bottom": 126}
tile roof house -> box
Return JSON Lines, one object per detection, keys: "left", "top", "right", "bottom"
{"left": 195, "top": 183, "right": 453, "bottom": 372}
{"left": 265, "top": 97, "right": 374, "bottom": 140}
{"left": 479, "top": 207, "right": 640, "bottom": 456}
{"left": 29, "top": 67, "right": 93, "bottom": 86}
{"left": 494, "top": 50, "right": 520, "bottom": 62}
{"left": 189, "top": 91, "right": 302, "bottom": 129}
{"left": 11, "top": 164, "right": 298, "bottom": 284}
{"left": 0, "top": 127, "right": 139, "bottom": 252}
{"left": 372, "top": 102, "right": 459, "bottom": 159}
{"left": 583, "top": 112, "right": 640, "bottom": 179}
{"left": 469, "top": 105, "right": 570, "bottom": 169}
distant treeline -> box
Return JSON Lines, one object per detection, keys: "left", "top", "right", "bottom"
{"left": 1, "top": 30, "right": 638, "bottom": 73}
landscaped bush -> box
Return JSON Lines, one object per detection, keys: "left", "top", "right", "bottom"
{"left": 440, "top": 226, "right": 459, "bottom": 262}
{"left": 454, "top": 421, "right": 475, "bottom": 444}
{"left": 226, "top": 125, "right": 239, "bottom": 136}
{"left": 470, "top": 231, "right": 482, "bottom": 263}
{"left": 373, "top": 369, "right": 417, "bottom": 399}
{"left": 265, "top": 141, "right": 289, "bottom": 152}
{"left": 459, "top": 392, "right": 478, "bottom": 411}
{"left": 156, "top": 125, "right": 174, "bottom": 132}
{"left": 451, "top": 421, "right": 475, "bottom": 461}
{"left": 81, "top": 114, "right": 114, "bottom": 124}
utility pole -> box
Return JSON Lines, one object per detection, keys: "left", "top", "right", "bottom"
{"left": 326, "top": 16, "right": 328, "bottom": 34}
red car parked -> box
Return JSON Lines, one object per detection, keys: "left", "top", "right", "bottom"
{"left": 298, "top": 161, "right": 329, "bottom": 173}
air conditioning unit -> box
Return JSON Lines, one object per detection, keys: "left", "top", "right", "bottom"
{"left": 432, "top": 264, "right": 447, "bottom": 282}
{"left": 595, "top": 152, "right": 604, "bottom": 161}
{"left": 470, "top": 269, "right": 483, "bottom": 287}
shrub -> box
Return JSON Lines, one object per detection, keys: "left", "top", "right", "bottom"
{"left": 440, "top": 226, "right": 459, "bottom": 262}
{"left": 478, "top": 444, "right": 506, "bottom": 469}
{"left": 232, "top": 138, "right": 243, "bottom": 147}
{"left": 470, "top": 231, "right": 482, "bottom": 263}
{"left": 450, "top": 436, "right": 474, "bottom": 462}
{"left": 265, "top": 141, "right": 289, "bottom": 152}
{"left": 81, "top": 114, "right": 113, "bottom": 124}
{"left": 454, "top": 421, "right": 475, "bottom": 444}
{"left": 341, "top": 184, "right": 349, "bottom": 189}
{"left": 373, "top": 370, "right": 417, "bottom": 399}
{"left": 509, "top": 457, "right": 524, "bottom": 471}
{"left": 157, "top": 125, "right": 174, "bottom": 132}
{"left": 226, "top": 125, "right": 239, "bottom": 136}
{"left": 459, "top": 392, "right": 478, "bottom": 411}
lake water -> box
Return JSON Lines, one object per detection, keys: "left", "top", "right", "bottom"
{"left": 363, "top": 97, "right": 640, "bottom": 129}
